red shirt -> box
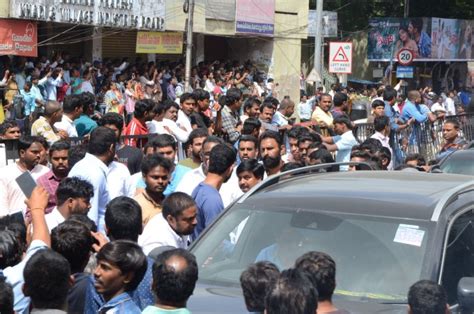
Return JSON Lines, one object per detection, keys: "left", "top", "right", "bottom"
{"left": 123, "top": 117, "right": 148, "bottom": 148}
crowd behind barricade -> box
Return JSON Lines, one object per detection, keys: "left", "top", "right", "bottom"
{"left": 0, "top": 53, "right": 471, "bottom": 313}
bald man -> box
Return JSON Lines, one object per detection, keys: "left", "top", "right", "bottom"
{"left": 272, "top": 98, "right": 295, "bottom": 132}
{"left": 401, "top": 90, "right": 436, "bottom": 124}
{"left": 31, "top": 101, "right": 68, "bottom": 145}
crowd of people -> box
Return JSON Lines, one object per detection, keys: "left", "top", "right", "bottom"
{"left": 0, "top": 53, "right": 471, "bottom": 313}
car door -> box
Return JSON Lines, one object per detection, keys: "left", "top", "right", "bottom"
{"left": 439, "top": 207, "right": 474, "bottom": 306}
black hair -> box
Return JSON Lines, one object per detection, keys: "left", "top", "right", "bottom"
{"left": 308, "top": 149, "right": 335, "bottom": 164}
{"left": 265, "top": 268, "right": 318, "bottom": 314}
{"left": 105, "top": 196, "right": 142, "bottom": 242}
{"left": 35, "top": 136, "right": 49, "bottom": 151}
{"left": 264, "top": 96, "right": 280, "bottom": 108}
{"left": 208, "top": 144, "right": 236, "bottom": 175}
{"left": 51, "top": 220, "right": 93, "bottom": 274}
{"left": 0, "top": 278, "right": 13, "bottom": 314}
{"left": 444, "top": 118, "right": 460, "bottom": 129}
{"left": 80, "top": 92, "right": 95, "bottom": 112}
{"left": 374, "top": 115, "right": 390, "bottom": 132}
{"left": 88, "top": 127, "right": 116, "bottom": 156}
{"left": 68, "top": 144, "right": 87, "bottom": 169}
{"left": 162, "top": 100, "right": 179, "bottom": 112}
{"left": 260, "top": 101, "right": 274, "bottom": 112}
{"left": 0, "top": 229, "right": 22, "bottom": 268}
{"left": 287, "top": 126, "right": 309, "bottom": 139}
{"left": 298, "top": 133, "right": 321, "bottom": 146}
{"left": 360, "top": 138, "right": 383, "bottom": 156}
{"left": 96, "top": 240, "right": 148, "bottom": 292}
{"left": 49, "top": 140, "right": 71, "bottom": 154}
{"left": 333, "top": 115, "right": 353, "bottom": 130}
{"left": 226, "top": 88, "right": 243, "bottom": 106}
{"left": 62, "top": 94, "right": 83, "bottom": 114}
{"left": 148, "top": 134, "right": 177, "bottom": 150}
{"left": 0, "top": 215, "right": 27, "bottom": 261}
{"left": 67, "top": 214, "right": 97, "bottom": 232}
{"left": 202, "top": 135, "right": 225, "bottom": 148}
{"left": 295, "top": 251, "right": 336, "bottom": 302}
{"left": 56, "top": 177, "right": 94, "bottom": 207}
{"left": 187, "top": 128, "right": 208, "bottom": 146}
{"left": 193, "top": 89, "right": 210, "bottom": 101}
{"left": 410, "top": 18, "right": 423, "bottom": 33}
{"left": 152, "top": 248, "right": 198, "bottom": 305}
{"left": 408, "top": 280, "right": 447, "bottom": 314}
{"left": 23, "top": 249, "right": 71, "bottom": 310}
{"left": 244, "top": 97, "right": 261, "bottom": 112}
{"left": 162, "top": 192, "right": 196, "bottom": 219}
{"left": 17, "top": 135, "right": 43, "bottom": 154}
{"left": 259, "top": 130, "right": 282, "bottom": 147}
{"left": 152, "top": 102, "right": 166, "bottom": 115}
{"left": 383, "top": 86, "right": 397, "bottom": 102}
{"left": 242, "top": 118, "right": 261, "bottom": 135}
{"left": 240, "top": 261, "right": 280, "bottom": 312}
{"left": 141, "top": 153, "right": 173, "bottom": 175}
{"left": 236, "top": 158, "right": 265, "bottom": 180}
{"left": 379, "top": 146, "right": 392, "bottom": 169}
{"left": 98, "top": 112, "right": 125, "bottom": 134}
{"left": 180, "top": 92, "right": 196, "bottom": 104}
{"left": 239, "top": 135, "right": 258, "bottom": 149}
{"left": 333, "top": 92, "right": 348, "bottom": 107}
{"left": 281, "top": 162, "right": 304, "bottom": 172}
{"left": 0, "top": 120, "right": 19, "bottom": 135}
{"left": 371, "top": 99, "right": 385, "bottom": 109}
{"left": 134, "top": 99, "right": 155, "bottom": 119}
{"left": 405, "top": 153, "right": 425, "bottom": 166}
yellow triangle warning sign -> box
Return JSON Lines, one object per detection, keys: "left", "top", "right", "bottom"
{"left": 332, "top": 46, "right": 349, "bottom": 62}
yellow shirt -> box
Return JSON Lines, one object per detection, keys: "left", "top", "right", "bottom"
{"left": 134, "top": 191, "right": 162, "bottom": 226}
{"left": 311, "top": 106, "right": 334, "bottom": 128}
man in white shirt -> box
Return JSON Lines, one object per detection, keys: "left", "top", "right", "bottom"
{"left": 444, "top": 91, "right": 456, "bottom": 116}
{"left": 68, "top": 127, "right": 116, "bottom": 232}
{"left": 0, "top": 136, "right": 50, "bottom": 217}
{"left": 45, "top": 177, "right": 94, "bottom": 232}
{"left": 370, "top": 116, "right": 393, "bottom": 170}
{"left": 45, "top": 68, "right": 63, "bottom": 101}
{"left": 139, "top": 192, "right": 197, "bottom": 255}
{"left": 321, "top": 116, "right": 358, "bottom": 171}
{"left": 54, "top": 94, "right": 82, "bottom": 138}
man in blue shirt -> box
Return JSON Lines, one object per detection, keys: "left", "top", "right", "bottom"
{"left": 192, "top": 143, "right": 236, "bottom": 238}
{"left": 401, "top": 90, "right": 436, "bottom": 124}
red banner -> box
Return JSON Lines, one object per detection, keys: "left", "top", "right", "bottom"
{"left": 0, "top": 19, "right": 37, "bottom": 57}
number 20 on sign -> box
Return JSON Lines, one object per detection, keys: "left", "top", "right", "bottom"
{"left": 397, "top": 49, "right": 414, "bottom": 66}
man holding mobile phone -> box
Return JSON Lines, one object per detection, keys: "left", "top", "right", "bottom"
{"left": 0, "top": 136, "right": 50, "bottom": 217}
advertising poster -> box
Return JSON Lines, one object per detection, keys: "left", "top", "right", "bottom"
{"left": 367, "top": 18, "right": 400, "bottom": 61}
{"left": 0, "top": 19, "right": 37, "bottom": 57}
{"left": 136, "top": 32, "right": 183, "bottom": 54}
{"left": 236, "top": 0, "right": 274, "bottom": 36}
{"left": 431, "top": 18, "right": 460, "bottom": 60}
{"left": 458, "top": 20, "right": 474, "bottom": 60}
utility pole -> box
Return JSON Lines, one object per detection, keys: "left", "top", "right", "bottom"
{"left": 184, "top": 0, "right": 195, "bottom": 92}
{"left": 313, "top": 0, "right": 323, "bottom": 87}
{"left": 404, "top": 0, "right": 409, "bottom": 18}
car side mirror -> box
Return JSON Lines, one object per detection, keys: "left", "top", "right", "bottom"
{"left": 458, "top": 277, "right": 474, "bottom": 312}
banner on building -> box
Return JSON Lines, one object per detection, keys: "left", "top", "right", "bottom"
{"left": 308, "top": 10, "right": 337, "bottom": 38}
{"left": 206, "top": 0, "right": 235, "bottom": 21}
{"left": 368, "top": 17, "right": 474, "bottom": 61}
{"left": 236, "top": 0, "right": 274, "bottom": 36}
{"left": 0, "top": 19, "right": 37, "bottom": 57}
{"left": 10, "top": 0, "right": 165, "bottom": 31}
{"left": 136, "top": 32, "right": 183, "bottom": 54}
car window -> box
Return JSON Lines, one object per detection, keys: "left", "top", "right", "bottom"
{"left": 440, "top": 156, "right": 474, "bottom": 176}
{"left": 192, "top": 206, "right": 432, "bottom": 303}
{"left": 441, "top": 209, "right": 474, "bottom": 305}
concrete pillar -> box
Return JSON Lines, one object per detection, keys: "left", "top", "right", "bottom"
{"left": 271, "top": 37, "right": 301, "bottom": 102}
{"left": 92, "top": 27, "right": 102, "bottom": 61}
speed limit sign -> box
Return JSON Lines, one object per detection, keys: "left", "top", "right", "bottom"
{"left": 397, "top": 49, "right": 414, "bottom": 66}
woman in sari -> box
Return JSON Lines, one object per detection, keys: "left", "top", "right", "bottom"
{"left": 104, "top": 80, "right": 125, "bottom": 115}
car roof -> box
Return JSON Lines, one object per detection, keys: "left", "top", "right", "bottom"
{"left": 241, "top": 171, "right": 473, "bottom": 221}
{"left": 441, "top": 149, "right": 474, "bottom": 162}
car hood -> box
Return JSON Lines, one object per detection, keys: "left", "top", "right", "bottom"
{"left": 187, "top": 282, "right": 408, "bottom": 314}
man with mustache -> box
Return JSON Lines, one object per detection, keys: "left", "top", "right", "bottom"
{"left": 259, "top": 131, "right": 285, "bottom": 177}
{"left": 37, "top": 140, "right": 70, "bottom": 213}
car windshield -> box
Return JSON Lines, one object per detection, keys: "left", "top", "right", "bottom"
{"left": 191, "top": 206, "right": 433, "bottom": 303}
{"left": 440, "top": 154, "right": 474, "bottom": 176}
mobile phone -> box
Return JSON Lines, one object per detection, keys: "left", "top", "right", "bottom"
{"left": 15, "top": 171, "right": 37, "bottom": 199}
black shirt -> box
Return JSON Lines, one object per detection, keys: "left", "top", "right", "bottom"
{"left": 191, "top": 111, "right": 212, "bottom": 129}
{"left": 117, "top": 145, "right": 143, "bottom": 174}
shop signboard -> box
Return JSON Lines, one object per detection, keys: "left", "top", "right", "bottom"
{"left": 368, "top": 17, "right": 474, "bottom": 61}
{"left": 136, "top": 32, "right": 183, "bottom": 54}
{"left": 236, "top": 0, "right": 274, "bottom": 36}
{"left": 206, "top": 0, "right": 235, "bottom": 21}
{"left": 9, "top": 0, "right": 165, "bottom": 31}
{"left": 396, "top": 66, "right": 414, "bottom": 78}
{"left": 0, "top": 19, "right": 37, "bottom": 57}
{"left": 308, "top": 10, "right": 337, "bottom": 38}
